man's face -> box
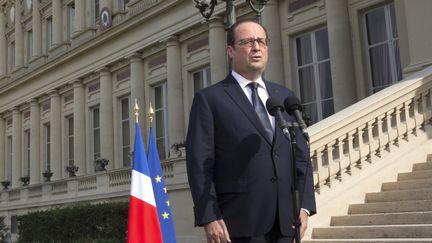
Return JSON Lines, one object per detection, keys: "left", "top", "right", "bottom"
{"left": 227, "top": 21, "right": 269, "bottom": 80}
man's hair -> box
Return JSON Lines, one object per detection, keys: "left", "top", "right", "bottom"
{"left": 226, "top": 18, "right": 269, "bottom": 47}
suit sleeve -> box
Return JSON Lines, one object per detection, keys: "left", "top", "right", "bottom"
{"left": 295, "top": 129, "right": 317, "bottom": 216}
{"left": 186, "top": 91, "right": 222, "bottom": 226}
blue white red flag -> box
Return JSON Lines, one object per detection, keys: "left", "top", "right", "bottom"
{"left": 127, "top": 123, "right": 163, "bottom": 243}
{"left": 147, "top": 127, "right": 177, "bottom": 243}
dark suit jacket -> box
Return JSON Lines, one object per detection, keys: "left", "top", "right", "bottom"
{"left": 186, "top": 74, "right": 316, "bottom": 237}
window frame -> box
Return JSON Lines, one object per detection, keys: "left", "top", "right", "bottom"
{"left": 191, "top": 67, "right": 211, "bottom": 95}
{"left": 294, "top": 27, "right": 334, "bottom": 124}
{"left": 120, "top": 96, "right": 131, "bottom": 167}
{"left": 66, "top": 116, "right": 74, "bottom": 166}
{"left": 24, "top": 129, "right": 30, "bottom": 177}
{"left": 43, "top": 123, "right": 51, "bottom": 171}
{"left": 91, "top": 106, "right": 101, "bottom": 161}
{"left": 152, "top": 82, "right": 169, "bottom": 160}
{"left": 362, "top": 3, "right": 402, "bottom": 94}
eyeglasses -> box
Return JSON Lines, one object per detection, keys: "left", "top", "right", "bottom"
{"left": 235, "top": 38, "right": 270, "bottom": 47}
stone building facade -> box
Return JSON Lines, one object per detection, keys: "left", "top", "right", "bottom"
{"left": 0, "top": 0, "right": 431, "bottom": 242}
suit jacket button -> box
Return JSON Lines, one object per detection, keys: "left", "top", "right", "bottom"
{"left": 270, "top": 177, "right": 277, "bottom": 183}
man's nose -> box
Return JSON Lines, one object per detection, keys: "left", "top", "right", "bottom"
{"left": 251, "top": 40, "right": 261, "bottom": 50}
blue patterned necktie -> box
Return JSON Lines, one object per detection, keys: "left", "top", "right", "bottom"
{"left": 248, "top": 82, "right": 273, "bottom": 141}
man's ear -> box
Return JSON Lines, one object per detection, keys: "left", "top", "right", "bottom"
{"left": 227, "top": 45, "right": 234, "bottom": 59}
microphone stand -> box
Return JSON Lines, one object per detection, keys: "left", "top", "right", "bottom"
{"left": 285, "top": 126, "right": 301, "bottom": 243}
{"left": 278, "top": 124, "right": 302, "bottom": 243}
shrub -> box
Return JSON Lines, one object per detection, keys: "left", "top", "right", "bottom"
{"left": 0, "top": 216, "right": 8, "bottom": 243}
{"left": 17, "top": 201, "right": 128, "bottom": 243}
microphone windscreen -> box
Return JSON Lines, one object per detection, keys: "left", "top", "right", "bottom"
{"left": 284, "top": 96, "right": 302, "bottom": 114}
{"left": 265, "top": 97, "right": 284, "bottom": 116}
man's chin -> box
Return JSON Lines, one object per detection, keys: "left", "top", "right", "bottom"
{"left": 249, "top": 65, "right": 266, "bottom": 73}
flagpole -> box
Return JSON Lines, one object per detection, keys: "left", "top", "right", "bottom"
{"left": 148, "top": 102, "right": 155, "bottom": 127}
{"left": 134, "top": 98, "right": 139, "bottom": 123}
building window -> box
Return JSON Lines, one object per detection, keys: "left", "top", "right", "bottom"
{"left": 94, "top": 0, "right": 100, "bottom": 23}
{"left": 6, "top": 136, "right": 12, "bottom": 180}
{"left": 47, "top": 18, "right": 53, "bottom": 49}
{"left": 91, "top": 107, "right": 100, "bottom": 161}
{"left": 120, "top": 97, "right": 130, "bottom": 167}
{"left": 67, "top": 116, "right": 74, "bottom": 165}
{"left": 192, "top": 67, "right": 211, "bottom": 94}
{"left": 364, "top": 3, "right": 402, "bottom": 93}
{"left": 27, "top": 30, "right": 33, "bottom": 62}
{"left": 153, "top": 83, "right": 169, "bottom": 160}
{"left": 67, "top": 3, "right": 75, "bottom": 40}
{"left": 295, "top": 27, "right": 334, "bottom": 124}
{"left": 43, "top": 124, "right": 51, "bottom": 171}
{"left": 24, "top": 129, "right": 30, "bottom": 176}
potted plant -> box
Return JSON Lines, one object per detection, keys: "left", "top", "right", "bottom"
{"left": 171, "top": 141, "right": 186, "bottom": 157}
{"left": 42, "top": 170, "right": 53, "bottom": 182}
{"left": 65, "top": 164, "right": 79, "bottom": 177}
{"left": 94, "top": 158, "right": 109, "bottom": 172}
{"left": 0, "top": 180, "right": 10, "bottom": 190}
{"left": 20, "top": 176, "right": 30, "bottom": 186}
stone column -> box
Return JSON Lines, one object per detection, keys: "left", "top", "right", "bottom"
{"left": 0, "top": 7, "right": 7, "bottom": 76}
{"left": 52, "top": 0, "right": 63, "bottom": 46}
{"left": 130, "top": 53, "right": 145, "bottom": 139}
{"left": 14, "top": 0, "right": 24, "bottom": 68}
{"left": 0, "top": 115, "right": 4, "bottom": 181}
{"left": 261, "top": 0, "right": 284, "bottom": 85}
{"left": 326, "top": 0, "right": 357, "bottom": 111}
{"left": 166, "top": 36, "right": 185, "bottom": 150}
{"left": 50, "top": 90, "right": 62, "bottom": 180}
{"left": 74, "top": 0, "right": 86, "bottom": 34}
{"left": 73, "top": 81, "right": 86, "bottom": 175}
{"left": 32, "top": 0, "right": 42, "bottom": 58}
{"left": 30, "top": 99, "right": 41, "bottom": 184}
{"left": 12, "top": 108, "right": 22, "bottom": 188}
{"left": 209, "top": 16, "right": 228, "bottom": 84}
{"left": 99, "top": 68, "right": 114, "bottom": 169}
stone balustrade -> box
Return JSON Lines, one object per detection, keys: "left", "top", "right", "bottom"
{"left": 0, "top": 157, "right": 186, "bottom": 208}
{"left": 308, "top": 66, "right": 432, "bottom": 193}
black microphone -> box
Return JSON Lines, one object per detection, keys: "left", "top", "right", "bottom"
{"left": 265, "top": 97, "right": 290, "bottom": 136}
{"left": 284, "top": 96, "right": 309, "bottom": 142}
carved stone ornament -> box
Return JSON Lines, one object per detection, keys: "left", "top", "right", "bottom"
{"left": 25, "top": 0, "right": 32, "bottom": 11}
{"left": 9, "top": 6, "right": 14, "bottom": 23}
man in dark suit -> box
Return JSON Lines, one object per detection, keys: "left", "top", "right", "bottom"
{"left": 186, "top": 19, "right": 316, "bottom": 243}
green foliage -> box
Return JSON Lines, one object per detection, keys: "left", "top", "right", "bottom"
{"left": 0, "top": 216, "right": 8, "bottom": 243}
{"left": 17, "top": 201, "right": 129, "bottom": 243}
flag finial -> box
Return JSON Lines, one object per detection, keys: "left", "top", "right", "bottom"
{"left": 134, "top": 99, "right": 139, "bottom": 123}
{"left": 149, "top": 102, "right": 155, "bottom": 125}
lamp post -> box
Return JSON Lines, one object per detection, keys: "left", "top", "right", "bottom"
{"left": 192, "top": 0, "right": 269, "bottom": 28}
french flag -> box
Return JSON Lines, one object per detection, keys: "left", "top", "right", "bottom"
{"left": 127, "top": 123, "right": 163, "bottom": 243}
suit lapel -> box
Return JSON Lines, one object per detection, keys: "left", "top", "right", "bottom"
{"left": 222, "top": 75, "right": 273, "bottom": 145}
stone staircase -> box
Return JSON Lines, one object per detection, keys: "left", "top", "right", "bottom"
{"left": 304, "top": 155, "right": 432, "bottom": 243}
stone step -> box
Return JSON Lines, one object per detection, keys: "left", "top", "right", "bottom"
{"left": 311, "top": 225, "right": 432, "bottom": 239}
{"left": 382, "top": 178, "right": 432, "bottom": 191}
{"left": 331, "top": 212, "right": 432, "bottom": 226}
{"left": 398, "top": 170, "right": 432, "bottom": 181}
{"left": 348, "top": 200, "right": 432, "bottom": 214}
{"left": 303, "top": 239, "right": 432, "bottom": 243}
{"left": 412, "top": 162, "right": 432, "bottom": 171}
{"left": 365, "top": 189, "right": 432, "bottom": 203}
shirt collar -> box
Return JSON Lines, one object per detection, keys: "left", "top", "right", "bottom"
{"left": 231, "top": 70, "right": 266, "bottom": 90}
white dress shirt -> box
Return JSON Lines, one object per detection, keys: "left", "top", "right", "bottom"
{"left": 231, "top": 70, "right": 275, "bottom": 131}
